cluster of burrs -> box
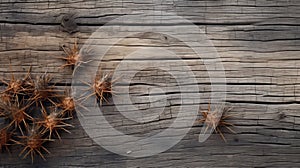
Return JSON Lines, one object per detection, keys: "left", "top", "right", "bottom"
{"left": 0, "top": 39, "right": 114, "bottom": 163}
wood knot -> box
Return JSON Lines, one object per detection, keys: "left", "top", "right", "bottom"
{"left": 278, "top": 112, "right": 287, "bottom": 120}
{"left": 60, "top": 13, "right": 78, "bottom": 34}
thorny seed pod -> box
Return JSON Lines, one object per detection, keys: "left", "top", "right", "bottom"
{"left": 60, "top": 96, "right": 75, "bottom": 117}
{"left": 55, "top": 89, "right": 76, "bottom": 117}
{"left": 31, "top": 72, "right": 57, "bottom": 106}
{"left": 0, "top": 127, "right": 12, "bottom": 152}
{"left": 0, "top": 96, "right": 34, "bottom": 135}
{"left": 57, "top": 89, "right": 89, "bottom": 117}
{"left": 60, "top": 38, "right": 80, "bottom": 69}
{"left": 1, "top": 66, "right": 33, "bottom": 96}
{"left": 81, "top": 72, "right": 115, "bottom": 105}
{"left": 13, "top": 125, "right": 51, "bottom": 163}
{"left": 199, "top": 104, "right": 235, "bottom": 142}
{"left": 37, "top": 105, "right": 72, "bottom": 140}
{"left": 1, "top": 77, "right": 22, "bottom": 95}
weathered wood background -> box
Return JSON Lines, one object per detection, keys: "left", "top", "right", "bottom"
{"left": 1, "top": 0, "right": 300, "bottom": 167}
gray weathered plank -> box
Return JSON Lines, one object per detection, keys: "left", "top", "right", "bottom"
{"left": 0, "top": 0, "right": 300, "bottom": 167}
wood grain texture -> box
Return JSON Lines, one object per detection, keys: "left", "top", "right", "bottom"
{"left": 0, "top": 0, "right": 300, "bottom": 167}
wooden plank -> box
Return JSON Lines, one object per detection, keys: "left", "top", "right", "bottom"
{"left": 0, "top": 0, "right": 300, "bottom": 167}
